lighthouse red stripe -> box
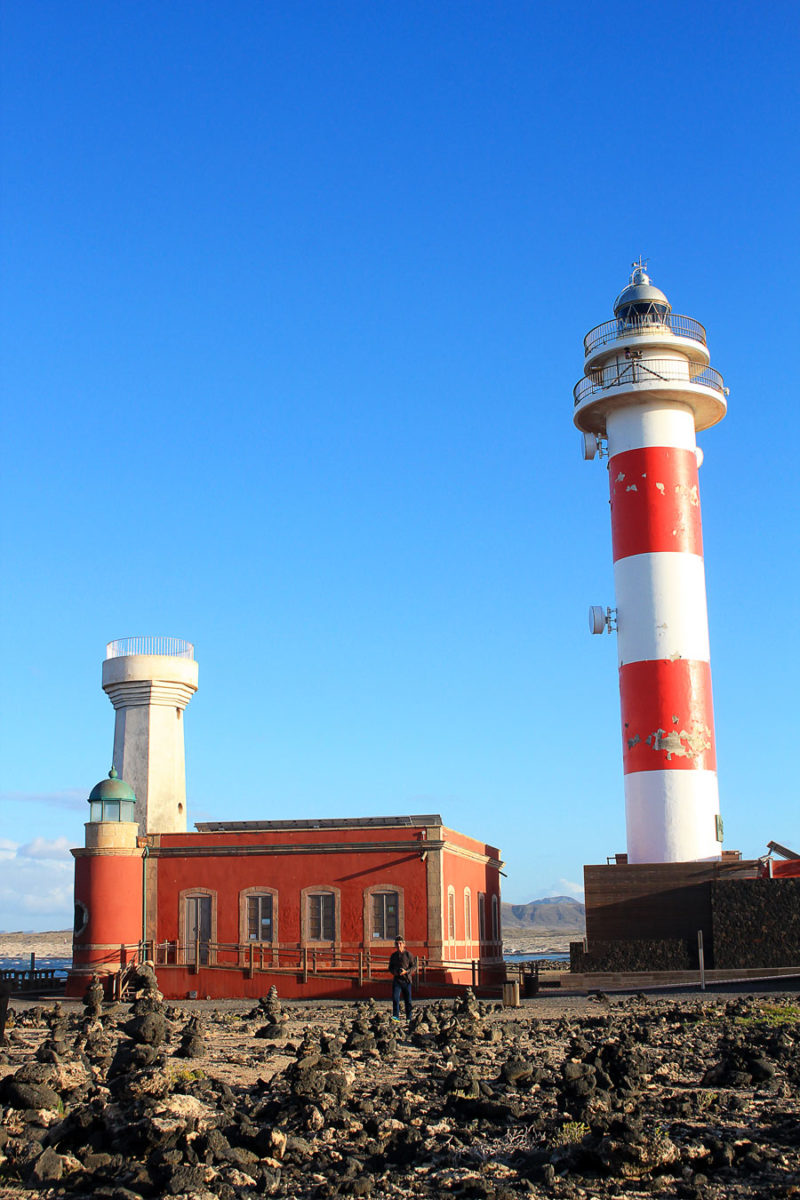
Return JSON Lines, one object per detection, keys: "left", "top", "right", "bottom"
{"left": 609, "top": 446, "right": 703, "bottom": 562}
{"left": 619, "top": 658, "right": 716, "bottom": 774}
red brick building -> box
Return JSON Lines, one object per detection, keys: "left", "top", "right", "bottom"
{"left": 70, "top": 810, "right": 504, "bottom": 1000}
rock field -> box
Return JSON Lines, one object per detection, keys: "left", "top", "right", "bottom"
{"left": 2, "top": 966, "right": 800, "bottom": 1199}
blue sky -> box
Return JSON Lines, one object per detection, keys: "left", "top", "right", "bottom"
{"left": 1, "top": 1, "right": 798, "bottom": 930}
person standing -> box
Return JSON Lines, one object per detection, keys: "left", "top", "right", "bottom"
{"left": 388, "top": 935, "right": 416, "bottom": 1021}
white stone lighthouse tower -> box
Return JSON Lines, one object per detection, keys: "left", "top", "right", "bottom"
{"left": 102, "top": 636, "right": 198, "bottom": 834}
{"left": 574, "top": 263, "right": 727, "bottom": 864}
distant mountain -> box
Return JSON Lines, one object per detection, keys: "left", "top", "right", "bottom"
{"left": 501, "top": 896, "right": 585, "bottom": 931}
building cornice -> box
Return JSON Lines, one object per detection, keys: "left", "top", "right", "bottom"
{"left": 147, "top": 839, "right": 445, "bottom": 859}
{"left": 442, "top": 841, "right": 505, "bottom": 871}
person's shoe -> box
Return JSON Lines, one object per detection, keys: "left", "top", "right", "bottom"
{"left": 391, "top": 1015, "right": 401, "bottom": 1022}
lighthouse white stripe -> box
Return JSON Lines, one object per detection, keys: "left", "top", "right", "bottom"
{"left": 625, "top": 769, "right": 721, "bottom": 863}
{"left": 614, "top": 552, "right": 711, "bottom": 666}
{"left": 606, "top": 402, "right": 697, "bottom": 456}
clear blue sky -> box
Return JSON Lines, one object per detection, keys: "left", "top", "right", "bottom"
{"left": 1, "top": 1, "right": 798, "bottom": 930}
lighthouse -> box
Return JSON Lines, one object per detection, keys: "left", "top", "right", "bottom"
{"left": 102, "top": 636, "right": 198, "bottom": 833}
{"left": 68, "top": 636, "right": 197, "bottom": 996}
{"left": 574, "top": 263, "right": 727, "bottom": 864}
{"left": 69, "top": 767, "right": 144, "bottom": 995}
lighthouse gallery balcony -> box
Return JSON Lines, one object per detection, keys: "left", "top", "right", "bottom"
{"left": 584, "top": 312, "right": 707, "bottom": 358}
{"left": 106, "top": 636, "right": 195, "bottom": 660}
{"left": 573, "top": 359, "right": 725, "bottom": 408}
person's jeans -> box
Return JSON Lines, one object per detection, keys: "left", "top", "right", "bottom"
{"left": 392, "top": 975, "right": 412, "bottom": 1018}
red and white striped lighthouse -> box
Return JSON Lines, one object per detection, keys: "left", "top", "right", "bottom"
{"left": 574, "top": 262, "right": 728, "bottom": 863}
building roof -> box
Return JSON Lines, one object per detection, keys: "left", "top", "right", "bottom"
{"left": 194, "top": 814, "right": 442, "bottom": 833}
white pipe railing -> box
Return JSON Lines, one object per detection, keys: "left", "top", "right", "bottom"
{"left": 584, "top": 312, "right": 707, "bottom": 357}
{"left": 106, "top": 636, "right": 195, "bottom": 660}
{"left": 574, "top": 359, "right": 725, "bottom": 406}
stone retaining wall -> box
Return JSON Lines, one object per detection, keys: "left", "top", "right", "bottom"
{"left": 570, "top": 937, "right": 692, "bottom": 973}
{"left": 712, "top": 877, "right": 800, "bottom": 969}
{"left": 574, "top": 877, "right": 800, "bottom": 973}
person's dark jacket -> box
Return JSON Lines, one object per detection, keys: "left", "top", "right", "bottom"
{"left": 388, "top": 949, "right": 416, "bottom": 979}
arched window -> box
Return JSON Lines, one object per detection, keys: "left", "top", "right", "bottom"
{"left": 491, "top": 894, "right": 500, "bottom": 943}
{"left": 309, "top": 893, "right": 334, "bottom": 940}
{"left": 363, "top": 885, "right": 405, "bottom": 943}
{"left": 447, "top": 886, "right": 456, "bottom": 941}
{"left": 249, "top": 894, "right": 273, "bottom": 941}
{"left": 301, "top": 886, "right": 341, "bottom": 944}
{"left": 239, "top": 887, "right": 279, "bottom": 946}
{"left": 464, "top": 888, "right": 472, "bottom": 941}
{"left": 478, "top": 893, "right": 486, "bottom": 942}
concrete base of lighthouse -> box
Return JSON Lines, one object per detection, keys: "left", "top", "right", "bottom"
{"left": 571, "top": 855, "right": 759, "bottom": 976}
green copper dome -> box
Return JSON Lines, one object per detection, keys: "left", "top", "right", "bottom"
{"left": 88, "top": 767, "right": 137, "bottom": 823}
{"left": 89, "top": 766, "right": 136, "bottom": 803}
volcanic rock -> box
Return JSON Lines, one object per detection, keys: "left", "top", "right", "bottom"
{"left": 176, "top": 1012, "right": 207, "bottom": 1058}
{"left": 123, "top": 1009, "right": 168, "bottom": 1047}
{"left": 83, "top": 974, "right": 105, "bottom": 1018}
{"left": 27, "top": 1144, "right": 64, "bottom": 1185}
{"left": 0, "top": 1073, "right": 61, "bottom": 1111}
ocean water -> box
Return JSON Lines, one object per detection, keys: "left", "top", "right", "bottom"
{"left": 1, "top": 951, "right": 566, "bottom": 976}
{"left": 0, "top": 955, "right": 71, "bottom": 975}
{"left": 504, "top": 952, "right": 569, "bottom": 963}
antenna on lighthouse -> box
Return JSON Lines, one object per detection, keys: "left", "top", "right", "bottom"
{"left": 581, "top": 432, "right": 607, "bottom": 461}
{"left": 589, "top": 606, "right": 616, "bottom": 635}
